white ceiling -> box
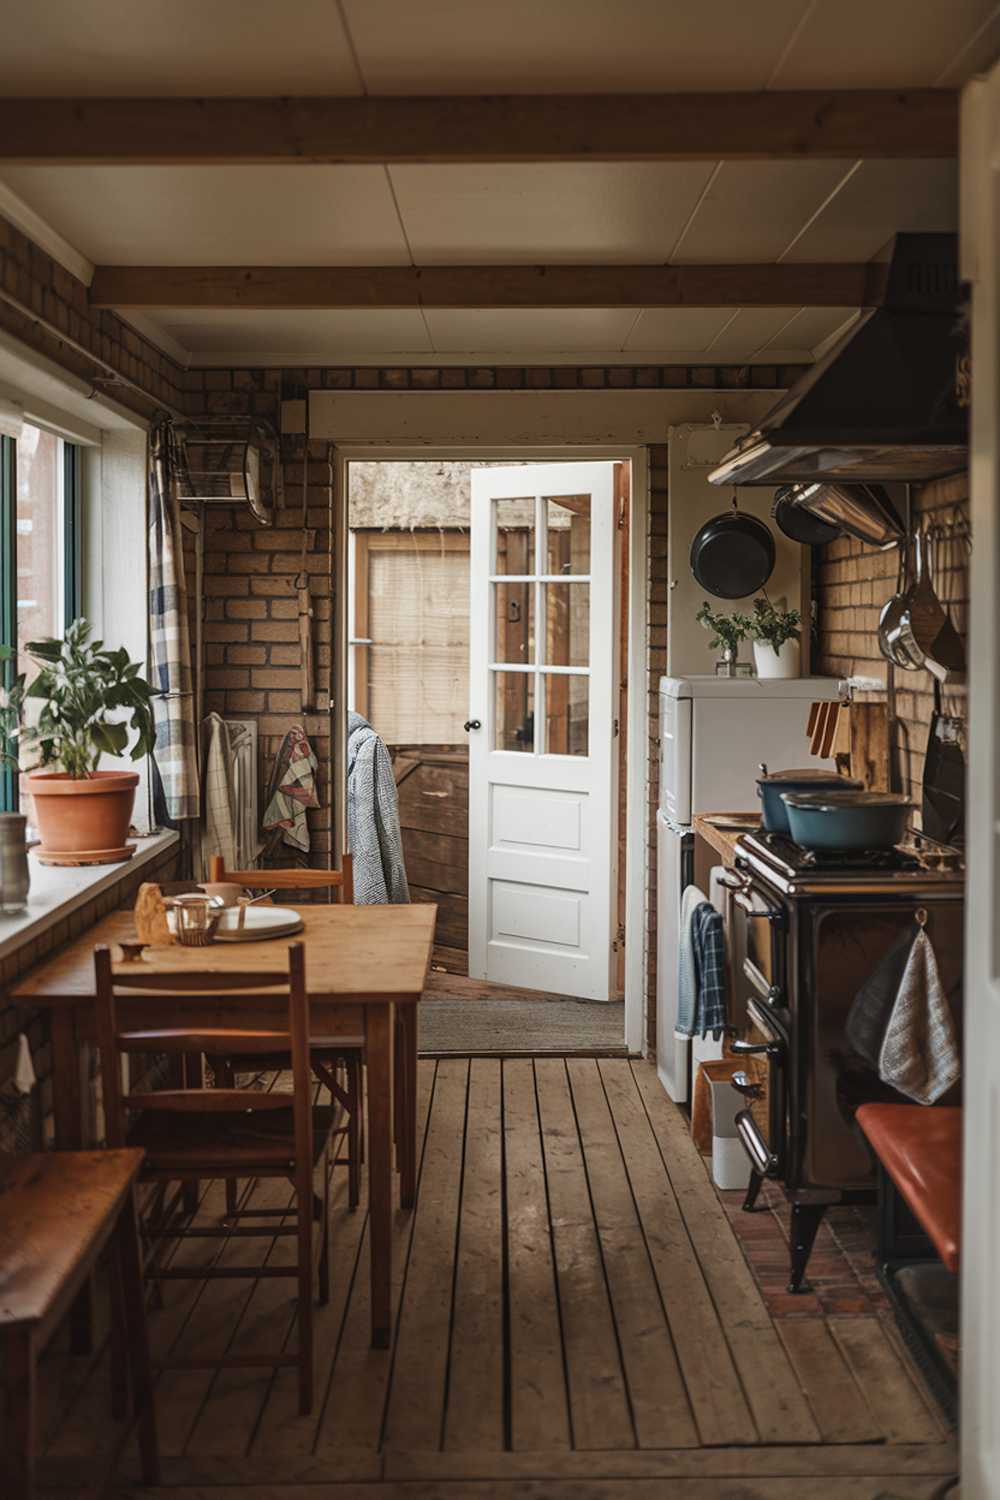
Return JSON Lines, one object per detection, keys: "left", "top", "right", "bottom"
{"left": 0, "top": 0, "right": 984, "bottom": 365}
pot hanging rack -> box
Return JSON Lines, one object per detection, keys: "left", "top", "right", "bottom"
{"left": 175, "top": 415, "right": 282, "bottom": 526}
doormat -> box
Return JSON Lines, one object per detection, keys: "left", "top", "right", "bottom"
{"left": 419, "top": 997, "right": 627, "bottom": 1056}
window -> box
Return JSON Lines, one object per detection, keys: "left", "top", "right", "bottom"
{"left": 0, "top": 424, "right": 83, "bottom": 809}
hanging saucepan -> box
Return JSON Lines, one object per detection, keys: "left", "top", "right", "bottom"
{"left": 690, "top": 497, "right": 776, "bottom": 600}
{"left": 771, "top": 485, "right": 842, "bottom": 546}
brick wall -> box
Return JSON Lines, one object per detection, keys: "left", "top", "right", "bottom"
{"left": 815, "top": 471, "right": 970, "bottom": 813}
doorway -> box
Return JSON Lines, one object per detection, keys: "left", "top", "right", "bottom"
{"left": 343, "top": 453, "right": 631, "bottom": 1050}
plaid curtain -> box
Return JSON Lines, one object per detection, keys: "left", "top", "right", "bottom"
{"left": 149, "top": 420, "right": 199, "bottom": 821}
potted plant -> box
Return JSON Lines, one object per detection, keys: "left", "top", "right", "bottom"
{"left": 0, "top": 619, "right": 157, "bottom": 866}
{"left": 695, "top": 601, "right": 752, "bottom": 677}
{"left": 749, "top": 596, "right": 802, "bottom": 679}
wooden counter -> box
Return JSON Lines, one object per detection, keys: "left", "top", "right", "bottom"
{"left": 692, "top": 812, "right": 758, "bottom": 869}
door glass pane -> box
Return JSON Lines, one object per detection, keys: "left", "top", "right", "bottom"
{"left": 494, "top": 498, "right": 535, "bottom": 575}
{"left": 494, "top": 580, "right": 535, "bottom": 665}
{"left": 494, "top": 671, "right": 534, "bottom": 752}
{"left": 544, "top": 673, "right": 588, "bottom": 757}
{"left": 544, "top": 581, "right": 589, "bottom": 667}
{"left": 545, "top": 495, "right": 590, "bottom": 575}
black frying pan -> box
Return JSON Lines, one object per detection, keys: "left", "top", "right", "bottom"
{"left": 690, "top": 506, "right": 776, "bottom": 599}
{"left": 771, "top": 485, "right": 843, "bottom": 546}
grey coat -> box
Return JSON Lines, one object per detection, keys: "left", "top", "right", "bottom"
{"left": 346, "top": 711, "right": 410, "bottom": 904}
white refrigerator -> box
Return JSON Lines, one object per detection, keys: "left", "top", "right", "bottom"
{"left": 656, "top": 674, "right": 843, "bottom": 1103}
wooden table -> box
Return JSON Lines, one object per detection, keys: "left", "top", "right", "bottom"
{"left": 10, "top": 903, "right": 437, "bottom": 1349}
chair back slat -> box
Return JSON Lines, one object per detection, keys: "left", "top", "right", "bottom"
{"left": 93, "top": 943, "right": 311, "bottom": 1142}
{"left": 124, "top": 1089, "right": 295, "bottom": 1113}
{"left": 112, "top": 969, "right": 290, "bottom": 992}
{"left": 208, "top": 853, "right": 354, "bottom": 904}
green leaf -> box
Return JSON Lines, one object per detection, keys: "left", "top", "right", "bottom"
{"left": 91, "top": 721, "right": 129, "bottom": 756}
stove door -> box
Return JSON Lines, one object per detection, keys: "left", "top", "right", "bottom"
{"left": 804, "top": 900, "right": 964, "bottom": 1190}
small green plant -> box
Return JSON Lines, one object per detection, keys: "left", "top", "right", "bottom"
{"left": 749, "top": 596, "right": 801, "bottom": 652}
{"left": 0, "top": 618, "right": 156, "bottom": 780}
{"left": 696, "top": 600, "right": 752, "bottom": 657}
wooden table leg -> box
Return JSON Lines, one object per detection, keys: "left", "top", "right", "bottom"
{"left": 398, "top": 1004, "right": 418, "bottom": 1210}
{"left": 365, "top": 1002, "right": 394, "bottom": 1349}
{"left": 117, "top": 1184, "right": 160, "bottom": 1485}
{"left": 4, "top": 1325, "right": 36, "bottom": 1500}
{"left": 51, "top": 1008, "right": 94, "bottom": 1355}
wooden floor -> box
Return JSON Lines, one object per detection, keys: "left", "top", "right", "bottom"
{"left": 35, "top": 1058, "right": 956, "bottom": 1499}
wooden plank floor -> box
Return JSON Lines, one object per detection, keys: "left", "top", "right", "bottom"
{"left": 34, "top": 1059, "right": 956, "bottom": 1498}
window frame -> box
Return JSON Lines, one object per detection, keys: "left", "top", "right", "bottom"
{"left": 0, "top": 429, "right": 84, "bottom": 812}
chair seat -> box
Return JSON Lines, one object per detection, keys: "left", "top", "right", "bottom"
{"left": 210, "top": 1040, "right": 365, "bottom": 1074}
{"left": 128, "top": 1105, "right": 336, "bottom": 1173}
{"left": 0, "top": 1150, "right": 144, "bottom": 1327}
{"left": 856, "top": 1103, "right": 962, "bottom": 1272}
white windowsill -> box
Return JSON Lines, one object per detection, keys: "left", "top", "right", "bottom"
{"left": 0, "top": 829, "right": 180, "bottom": 964}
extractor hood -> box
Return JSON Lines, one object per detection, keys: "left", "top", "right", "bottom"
{"left": 708, "top": 234, "right": 968, "bottom": 488}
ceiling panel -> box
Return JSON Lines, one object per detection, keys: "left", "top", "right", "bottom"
{"left": 783, "top": 160, "right": 958, "bottom": 262}
{"left": 424, "top": 308, "right": 639, "bottom": 353}
{"left": 344, "top": 0, "right": 807, "bottom": 93}
{"left": 672, "top": 161, "right": 856, "bottom": 264}
{"left": 623, "top": 308, "right": 739, "bottom": 352}
{"left": 0, "top": 0, "right": 361, "bottom": 95}
{"left": 705, "top": 307, "right": 807, "bottom": 357}
{"left": 0, "top": 166, "right": 411, "bottom": 266}
{"left": 392, "top": 163, "right": 717, "bottom": 265}
{"left": 150, "top": 309, "right": 434, "bottom": 358}
{"left": 772, "top": 0, "right": 996, "bottom": 87}
{"left": 760, "top": 306, "right": 859, "bottom": 354}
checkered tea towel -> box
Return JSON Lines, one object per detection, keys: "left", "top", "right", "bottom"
{"left": 878, "top": 929, "right": 960, "bottom": 1105}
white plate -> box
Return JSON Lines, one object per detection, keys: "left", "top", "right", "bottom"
{"left": 213, "top": 905, "right": 305, "bottom": 942}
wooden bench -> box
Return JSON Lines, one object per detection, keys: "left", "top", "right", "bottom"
{"left": 0, "top": 1149, "right": 158, "bottom": 1498}
{"left": 855, "top": 1103, "right": 962, "bottom": 1272}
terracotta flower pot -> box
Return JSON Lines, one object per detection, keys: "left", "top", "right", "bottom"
{"left": 27, "top": 770, "right": 139, "bottom": 866}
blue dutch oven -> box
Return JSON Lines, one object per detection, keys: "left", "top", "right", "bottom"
{"left": 781, "top": 790, "right": 912, "bottom": 852}
{"left": 756, "top": 766, "right": 863, "bottom": 836}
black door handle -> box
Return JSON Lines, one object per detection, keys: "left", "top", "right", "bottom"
{"left": 464, "top": 719, "right": 482, "bottom": 732}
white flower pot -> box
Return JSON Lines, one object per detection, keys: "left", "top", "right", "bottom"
{"left": 753, "top": 639, "right": 800, "bottom": 679}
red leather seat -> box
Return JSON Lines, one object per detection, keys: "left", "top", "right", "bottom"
{"left": 856, "top": 1103, "right": 962, "bottom": 1272}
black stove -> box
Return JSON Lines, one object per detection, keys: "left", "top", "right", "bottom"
{"left": 723, "top": 823, "right": 964, "bottom": 1294}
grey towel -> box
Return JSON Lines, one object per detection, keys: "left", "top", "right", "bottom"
{"left": 878, "top": 929, "right": 960, "bottom": 1105}
{"left": 347, "top": 711, "right": 410, "bottom": 905}
{"left": 675, "top": 884, "right": 708, "bottom": 1039}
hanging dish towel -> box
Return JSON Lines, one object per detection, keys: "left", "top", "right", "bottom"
{"left": 846, "top": 926, "right": 917, "bottom": 1068}
{"left": 675, "top": 883, "right": 708, "bottom": 1039}
{"left": 196, "top": 713, "right": 238, "bottom": 880}
{"left": 692, "top": 901, "right": 729, "bottom": 1041}
{"left": 878, "top": 926, "right": 961, "bottom": 1105}
{"left": 347, "top": 711, "right": 409, "bottom": 904}
{"left": 262, "top": 726, "right": 320, "bottom": 854}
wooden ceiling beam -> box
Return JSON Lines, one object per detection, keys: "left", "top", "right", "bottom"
{"left": 0, "top": 90, "right": 957, "bottom": 165}
{"left": 89, "top": 262, "right": 886, "bottom": 311}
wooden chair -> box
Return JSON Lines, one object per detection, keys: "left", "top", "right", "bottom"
{"left": 94, "top": 941, "right": 332, "bottom": 1415}
{"left": 0, "top": 1148, "right": 158, "bottom": 1499}
{"left": 206, "top": 854, "right": 365, "bottom": 1216}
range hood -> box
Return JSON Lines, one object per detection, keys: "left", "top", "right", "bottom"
{"left": 708, "top": 234, "right": 968, "bottom": 488}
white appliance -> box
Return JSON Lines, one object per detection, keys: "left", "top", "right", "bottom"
{"left": 656, "top": 674, "right": 843, "bottom": 1103}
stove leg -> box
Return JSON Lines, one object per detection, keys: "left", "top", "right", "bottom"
{"left": 742, "top": 1169, "right": 765, "bottom": 1213}
{"left": 788, "top": 1201, "right": 826, "bottom": 1293}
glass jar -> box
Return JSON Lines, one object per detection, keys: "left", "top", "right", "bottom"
{"left": 0, "top": 813, "right": 30, "bottom": 914}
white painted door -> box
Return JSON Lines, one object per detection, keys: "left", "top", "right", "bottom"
{"left": 467, "top": 462, "right": 616, "bottom": 1000}
{"left": 960, "top": 71, "right": 1000, "bottom": 1500}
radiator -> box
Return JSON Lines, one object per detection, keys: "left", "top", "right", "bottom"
{"left": 223, "top": 718, "right": 260, "bottom": 868}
